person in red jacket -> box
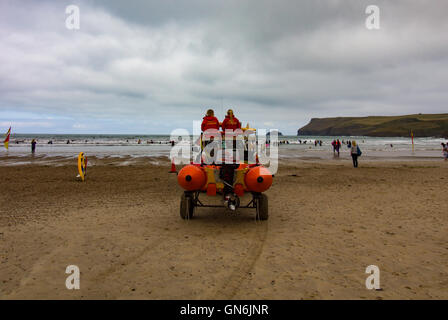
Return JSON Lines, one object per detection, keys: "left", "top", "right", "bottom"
{"left": 201, "top": 109, "right": 220, "bottom": 160}
{"left": 201, "top": 109, "right": 220, "bottom": 132}
{"left": 221, "top": 109, "right": 241, "bottom": 131}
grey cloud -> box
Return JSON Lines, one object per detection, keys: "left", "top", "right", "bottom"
{"left": 0, "top": 0, "right": 447, "bottom": 134}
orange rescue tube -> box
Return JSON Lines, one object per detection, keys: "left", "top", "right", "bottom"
{"left": 245, "top": 166, "right": 273, "bottom": 193}
{"left": 177, "top": 165, "right": 207, "bottom": 191}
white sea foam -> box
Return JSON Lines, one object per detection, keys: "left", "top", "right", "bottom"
{"left": 1, "top": 134, "right": 446, "bottom": 164}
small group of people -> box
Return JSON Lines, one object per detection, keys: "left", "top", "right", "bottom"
{"left": 331, "top": 139, "right": 342, "bottom": 156}
{"left": 200, "top": 108, "right": 243, "bottom": 160}
{"left": 201, "top": 108, "right": 241, "bottom": 132}
{"left": 127, "top": 139, "right": 176, "bottom": 145}
{"left": 442, "top": 142, "right": 448, "bottom": 160}
{"left": 201, "top": 108, "right": 244, "bottom": 208}
{"left": 30, "top": 139, "right": 55, "bottom": 152}
{"left": 298, "top": 139, "right": 322, "bottom": 145}
{"left": 331, "top": 138, "right": 362, "bottom": 167}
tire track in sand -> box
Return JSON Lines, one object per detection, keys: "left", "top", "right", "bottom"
{"left": 211, "top": 221, "right": 268, "bottom": 299}
{"left": 90, "top": 237, "right": 167, "bottom": 285}
{"left": 2, "top": 246, "right": 65, "bottom": 299}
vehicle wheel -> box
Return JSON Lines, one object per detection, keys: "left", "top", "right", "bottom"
{"left": 255, "top": 194, "right": 268, "bottom": 221}
{"left": 180, "top": 193, "right": 194, "bottom": 220}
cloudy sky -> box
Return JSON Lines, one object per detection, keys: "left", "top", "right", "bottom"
{"left": 1, "top": 0, "right": 447, "bottom": 134}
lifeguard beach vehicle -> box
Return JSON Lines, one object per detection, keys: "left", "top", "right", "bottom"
{"left": 177, "top": 126, "right": 273, "bottom": 220}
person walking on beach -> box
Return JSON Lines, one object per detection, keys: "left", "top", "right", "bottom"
{"left": 31, "top": 139, "right": 36, "bottom": 153}
{"left": 336, "top": 139, "right": 341, "bottom": 157}
{"left": 331, "top": 140, "right": 336, "bottom": 155}
{"left": 350, "top": 140, "right": 361, "bottom": 168}
{"left": 442, "top": 143, "right": 448, "bottom": 161}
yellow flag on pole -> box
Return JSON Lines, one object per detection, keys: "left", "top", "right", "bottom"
{"left": 4, "top": 127, "right": 11, "bottom": 150}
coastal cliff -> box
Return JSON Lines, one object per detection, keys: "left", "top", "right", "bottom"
{"left": 297, "top": 113, "right": 448, "bottom": 137}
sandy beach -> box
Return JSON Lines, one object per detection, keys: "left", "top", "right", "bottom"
{"left": 0, "top": 156, "right": 447, "bottom": 299}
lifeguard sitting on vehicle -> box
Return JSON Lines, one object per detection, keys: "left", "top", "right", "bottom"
{"left": 221, "top": 109, "right": 242, "bottom": 161}
{"left": 201, "top": 109, "right": 220, "bottom": 131}
{"left": 221, "top": 109, "right": 241, "bottom": 131}
{"left": 200, "top": 109, "right": 221, "bottom": 158}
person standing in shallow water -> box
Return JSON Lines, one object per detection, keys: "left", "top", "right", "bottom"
{"left": 350, "top": 140, "right": 361, "bottom": 168}
{"left": 31, "top": 139, "right": 36, "bottom": 153}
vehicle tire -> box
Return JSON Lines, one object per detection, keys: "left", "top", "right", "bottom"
{"left": 180, "top": 193, "right": 194, "bottom": 220}
{"left": 255, "top": 194, "right": 268, "bottom": 221}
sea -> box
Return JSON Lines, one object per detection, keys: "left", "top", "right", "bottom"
{"left": 1, "top": 134, "right": 446, "bottom": 165}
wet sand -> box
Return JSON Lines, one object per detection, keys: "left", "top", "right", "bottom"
{"left": 0, "top": 157, "right": 447, "bottom": 299}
